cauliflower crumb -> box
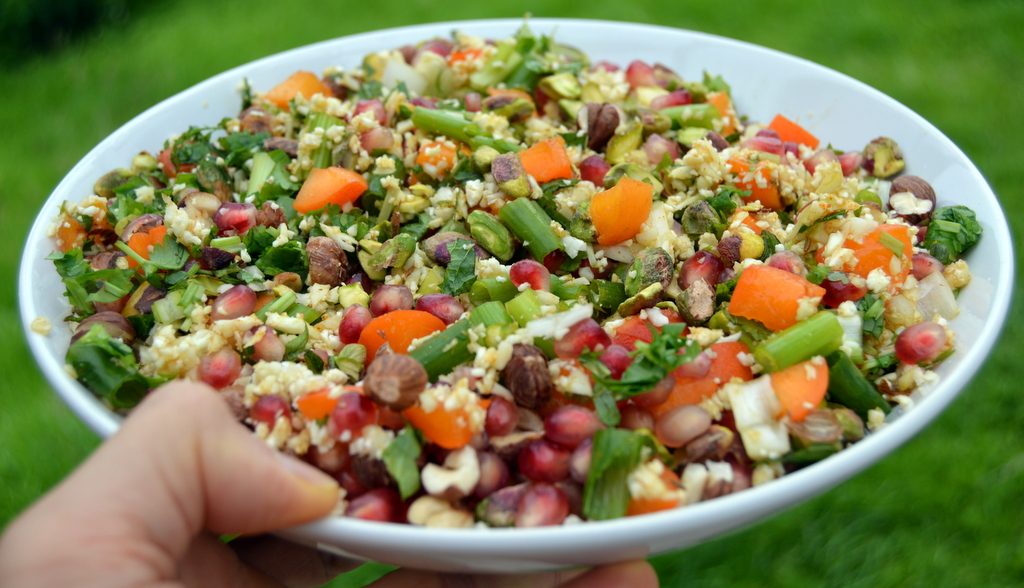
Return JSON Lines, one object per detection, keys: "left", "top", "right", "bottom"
{"left": 30, "top": 316, "right": 52, "bottom": 335}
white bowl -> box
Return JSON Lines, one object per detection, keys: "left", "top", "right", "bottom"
{"left": 18, "top": 18, "right": 1014, "bottom": 573}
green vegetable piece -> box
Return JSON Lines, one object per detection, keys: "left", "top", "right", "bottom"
{"left": 256, "top": 241, "right": 308, "bottom": 277}
{"left": 148, "top": 235, "right": 189, "bottom": 271}
{"left": 583, "top": 429, "right": 647, "bottom": 520}
{"left": 66, "top": 325, "right": 152, "bottom": 409}
{"left": 362, "top": 233, "right": 416, "bottom": 281}
{"left": 505, "top": 289, "right": 543, "bottom": 326}
{"left": 483, "top": 95, "right": 535, "bottom": 120}
{"left": 589, "top": 280, "right": 627, "bottom": 314}
{"left": 469, "top": 39, "right": 523, "bottom": 90}
{"left": 468, "top": 301, "right": 513, "bottom": 327}
{"left": 923, "top": 205, "right": 983, "bottom": 264}
{"left": 558, "top": 99, "right": 585, "bottom": 120}
{"left": 855, "top": 189, "right": 882, "bottom": 206}
{"left": 441, "top": 239, "right": 478, "bottom": 296}
{"left": 617, "top": 282, "right": 663, "bottom": 317}
{"left": 470, "top": 277, "right": 518, "bottom": 305}
{"left": 550, "top": 275, "right": 585, "bottom": 301}
{"left": 336, "top": 284, "right": 370, "bottom": 308}
{"left": 333, "top": 344, "right": 366, "bottom": 381}
{"left": 538, "top": 72, "right": 582, "bottom": 99}
{"left": 825, "top": 352, "right": 892, "bottom": 418}
{"left": 284, "top": 326, "right": 309, "bottom": 358}
{"left": 603, "top": 163, "right": 663, "bottom": 196}
{"left": 782, "top": 443, "right": 839, "bottom": 465}
{"left": 305, "top": 112, "right": 343, "bottom": 168}
{"left": 624, "top": 248, "right": 674, "bottom": 297}
{"left": 604, "top": 123, "right": 643, "bottom": 164}
{"left": 569, "top": 200, "right": 596, "bottom": 243}
{"left": 491, "top": 152, "right": 531, "bottom": 199}
{"left": 498, "top": 198, "right": 563, "bottom": 261}
{"left": 468, "top": 211, "right": 515, "bottom": 262}
{"left": 661, "top": 103, "right": 721, "bottom": 130}
{"left": 382, "top": 426, "right": 423, "bottom": 500}
{"left": 677, "top": 127, "right": 712, "bottom": 148}
{"left": 408, "top": 320, "right": 474, "bottom": 380}
{"left": 753, "top": 311, "right": 844, "bottom": 372}
{"left": 862, "top": 136, "right": 905, "bottom": 178}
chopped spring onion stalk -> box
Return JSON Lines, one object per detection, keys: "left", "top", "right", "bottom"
{"left": 468, "top": 301, "right": 513, "bottom": 327}
{"left": 826, "top": 352, "right": 892, "bottom": 418}
{"left": 753, "top": 311, "right": 843, "bottom": 372}
{"left": 583, "top": 429, "right": 647, "bottom": 520}
{"left": 255, "top": 287, "right": 297, "bottom": 321}
{"left": 209, "top": 235, "right": 244, "bottom": 253}
{"left": 469, "top": 277, "right": 518, "bottom": 305}
{"left": 549, "top": 275, "right": 585, "bottom": 300}
{"left": 661, "top": 103, "right": 722, "bottom": 129}
{"left": 410, "top": 107, "right": 521, "bottom": 152}
{"left": 306, "top": 112, "right": 342, "bottom": 168}
{"left": 408, "top": 319, "right": 474, "bottom": 380}
{"left": 498, "top": 198, "right": 563, "bottom": 261}
{"left": 505, "top": 289, "right": 544, "bottom": 326}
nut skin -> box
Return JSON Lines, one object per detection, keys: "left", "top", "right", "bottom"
{"left": 501, "top": 344, "right": 554, "bottom": 409}
{"left": 255, "top": 201, "right": 286, "bottom": 227}
{"left": 683, "top": 425, "right": 735, "bottom": 462}
{"left": 579, "top": 103, "right": 621, "bottom": 151}
{"left": 888, "top": 175, "right": 936, "bottom": 226}
{"left": 239, "top": 106, "right": 273, "bottom": 134}
{"left": 200, "top": 247, "right": 234, "bottom": 271}
{"left": 71, "top": 311, "right": 136, "bottom": 345}
{"left": 716, "top": 236, "right": 742, "bottom": 267}
{"left": 351, "top": 453, "right": 393, "bottom": 489}
{"left": 306, "top": 236, "right": 349, "bottom": 286}
{"left": 705, "top": 131, "right": 730, "bottom": 151}
{"left": 272, "top": 271, "right": 304, "bottom": 292}
{"left": 88, "top": 250, "right": 125, "bottom": 270}
{"left": 119, "top": 213, "right": 163, "bottom": 241}
{"left": 363, "top": 354, "right": 428, "bottom": 411}
{"left": 624, "top": 247, "right": 674, "bottom": 297}
{"left": 263, "top": 137, "right": 298, "bottom": 158}
{"left": 680, "top": 200, "right": 718, "bottom": 237}
{"left": 786, "top": 409, "right": 843, "bottom": 446}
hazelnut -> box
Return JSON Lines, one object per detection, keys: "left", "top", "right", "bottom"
{"left": 363, "top": 354, "right": 428, "bottom": 411}
{"left": 684, "top": 425, "right": 735, "bottom": 463}
{"left": 306, "top": 236, "right": 349, "bottom": 286}
{"left": 888, "top": 175, "right": 936, "bottom": 226}
{"left": 501, "top": 344, "right": 553, "bottom": 409}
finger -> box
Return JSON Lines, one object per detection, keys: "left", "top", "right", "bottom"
{"left": 1, "top": 381, "right": 339, "bottom": 584}
{"left": 560, "top": 560, "right": 658, "bottom": 588}
{"left": 231, "top": 535, "right": 361, "bottom": 588}
{"left": 369, "top": 567, "right": 586, "bottom": 588}
{"left": 178, "top": 534, "right": 282, "bottom": 588}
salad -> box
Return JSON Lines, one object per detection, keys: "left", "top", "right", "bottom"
{"left": 48, "top": 24, "right": 983, "bottom": 527}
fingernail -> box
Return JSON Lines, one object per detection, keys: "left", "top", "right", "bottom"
{"left": 276, "top": 452, "right": 339, "bottom": 488}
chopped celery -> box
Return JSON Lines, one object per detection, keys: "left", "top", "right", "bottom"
{"left": 583, "top": 429, "right": 647, "bottom": 520}
{"left": 661, "top": 103, "right": 722, "bottom": 130}
{"left": 498, "top": 198, "right": 562, "bottom": 261}
{"left": 469, "top": 301, "right": 513, "bottom": 327}
{"left": 505, "top": 289, "right": 543, "bottom": 326}
{"left": 753, "top": 311, "right": 843, "bottom": 372}
{"left": 255, "top": 287, "right": 297, "bottom": 321}
{"left": 408, "top": 319, "right": 473, "bottom": 380}
{"left": 469, "top": 277, "right": 518, "bottom": 305}
{"left": 209, "top": 235, "right": 243, "bottom": 253}
{"left": 469, "top": 40, "right": 522, "bottom": 90}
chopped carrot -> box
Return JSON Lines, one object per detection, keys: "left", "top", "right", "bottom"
{"left": 768, "top": 114, "right": 820, "bottom": 149}
{"left": 265, "top": 71, "right": 334, "bottom": 110}
{"left": 728, "top": 265, "right": 826, "bottom": 332}
{"left": 448, "top": 47, "right": 484, "bottom": 65}
{"left": 590, "top": 177, "right": 654, "bottom": 246}
{"left": 296, "top": 389, "right": 339, "bottom": 421}
{"left": 415, "top": 140, "right": 457, "bottom": 178}
{"left": 518, "top": 136, "right": 573, "bottom": 183}
{"left": 653, "top": 341, "right": 755, "bottom": 417}
{"left": 771, "top": 357, "right": 829, "bottom": 421}
{"left": 706, "top": 91, "right": 738, "bottom": 136}
{"left": 732, "top": 212, "right": 764, "bottom": 235}
{"left": 358, "top": 310, "right": 447, "bottom": 363}
{"left": 403, "top": 404, "right": 476, "bottom": 449}
{"left": 126, "top": 225, "right": 168, "bottom": 268}
{"left": 728, "top": 156, "right": 782, "bottom": 211}
{"left": 626, "top": 467, "right": 682, "bottom": 516}
{"left": 56, "top": 217, "right": 86, "bottom": 252}
{"left": 293, "top": 167, "right": 368, "bottom": 214}
{"left": 847, "top": 224, "right": 912, "bottom": 281}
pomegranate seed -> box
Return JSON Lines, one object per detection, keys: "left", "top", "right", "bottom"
{"left": 420, "top": 38, "right": 453, "bottom": 58}
{"left": 249, "top": 394, "right": 291, "bottom": 426}
{"left": 591, "top": 60, "right": 620, "bottom": 72}
{"left": 198, "top": 348, "right": 241, "bottom": 389}
{"left": 251, "top": 326, "right": 286, "bottom": 362}
{"left": 642, "top": 133, "right": 682, "bottom": 165}
{"left": 766, "top": 251, "right": 807, "bottom": 276}
{"left": 509, "top": 259, "right": 550, "bottom": 291}
{"left": 464, "top": 91, "right": 482, "bottom": 112}
{"left": 633, "top": 377, "right": 674, "bottom": 409}
{"left": 655, "top": 405, "right": 712, "bottom": 448}
{"left": 554, "top": 319, "right": 612, "bottom": 359}
{"left": 743, "top": 134, "right": 784, "bottom": 156}
{"left": 211, "top": 285, "right": 257, "bottom": 321}
{"left": 912, "top": 253, "right": 945, "bottom": 280}
{"left": 369, "top": 285, "right": 413, "bottom": 316}
{"left": 339, "top": 306, "right": 373, "bottom": 344}
{"left": 679, "top": 250, "right": 725, "bottom": 289}
{"left": 213, "top": 202, "right": 256, "bottom": 236}
{"left": 359, "top": 127, "right": 394, "bottom": 153}
{"left": 398, "top": 45, "right": 417, "bottom": 64}
{"left": 485, "top": 396, "right": 519, "bottom": 437}
{"left": 353, "top": 99, "right": 387, "bottom": 125}
{"left": 542, "top": 250, "right": 566, "bottom": 273}
{"left": 338, "top": 470, "right": 368, "bottom": 498}
{"left": 545, "top": 405, "right": 602, "bottom": 449}
{"left": 579, "top": 154, "right": 611, "bottom": 185}
{"left": 821, "top": 274, "right": 867, "bottom": 307}
{"left": 803, "top": 148, "right": 839, "bottom": 175}
{"left": 344, "top": 488, "right": 403, "bottom": 522}
{"left": 599, "top": 344, "right": 632, "bottom": 379}
{"left": 756, "top": 128, "right": 781, "bottom": 140}
{"left": 731, "top": 461, "right": 752, "bottom": 492}
{"left": 408, "top": 96, "right": 437, "bottom": 110}
{"left": 839, "top": 151, "right": 863, "bottom": 176}
{"left": 782, "top": 141, "right": 800, "bottom": 157}
{"left": 895, "top": 322, "right": 947, "bottom": 364}
{"left": 308, "top": 444, "right": 350, "bottom": 474}
{"left": 620, "top": 404, "right": 655, "bottom": 431}
{"left": 675, "top": 350, "right": 712, "bottom": 379}
{"left": 650, "top": 89, "right": 692, "bottom": 110}
{"left": 415, "top": 293, "right": 465, "bottom": 324}
{"left": 329, "top": 392, "right": 379, "bottom": 440}
{"left": 515, "top": 483, "right": 569, "bottom": 527}
{"left": 518, "top": 439, "right": 571, "bottom": 482}
{"left": 474, "top": 452, "right": 510, "bottom": 499}
{"left": 625, "top": 60, "right": 657, "bottom": 88}
{"left": 569, "top": 439, "right": 592, "bottom": 483}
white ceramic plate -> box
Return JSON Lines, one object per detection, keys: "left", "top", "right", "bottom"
{"left": 18, "top": 18, "right": 1014, "bottom": 573}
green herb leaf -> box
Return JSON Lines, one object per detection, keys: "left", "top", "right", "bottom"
{"left": 856, "top": 293, "right": 885, "bottom": 339}
{"left": 148, "top": 235, "right": 189, "bottom": 270}
{"left": 759, "top": 231, "right": 781, "bottom": 261}
{"left": 218, "top": 131, "right": 269, "bottom": 167}
{"left": 441, "top": 239, "right": 477, "bottom": 296}
{"left": 583, "top": 428, "right": 648, "bottom": 520}
{"left": 593, "top": 384, "right": 621, "bottom": 427}
{"left": 284, "top": 326, "right": 309, "bottom": 359}
{"left": 304, "top": 349, "right": 325, "bottom": 373}
{"left": 581, "top": 323, "right": 701, "bottom": 398}
{"left": 923, "top": 205, "right": 983, "bottom": 264}
{"left": 382, "top": 426, "right": 422, "bottom": 499}
{"left": 806, "top": 263, "right": 830, "bottom": 285}
{"left": 66, "top": 325, "right": 152, "bottom": 408}
{"left": 255, "top": 241, "right": 308, "bottom": 276}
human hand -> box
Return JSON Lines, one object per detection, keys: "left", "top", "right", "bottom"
{"left": 0, "top": 382, "right": 657, "bottom": 587}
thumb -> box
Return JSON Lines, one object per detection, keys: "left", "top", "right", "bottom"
{"left": 42, "top": 381, "right": 338, "bottom": 557}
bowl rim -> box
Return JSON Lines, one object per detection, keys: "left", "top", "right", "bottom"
{"left": 18, "top": 17, "right": 1015, "bottom": 549}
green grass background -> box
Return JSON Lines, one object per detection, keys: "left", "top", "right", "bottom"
{"left": 1, "top": 1, "right": 1021, "bottom": 586}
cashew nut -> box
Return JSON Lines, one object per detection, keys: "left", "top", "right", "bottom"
{"left": 421, "top": 446, "right": 480, "bottom": 499}
{"left": 407, "top": 496, "right": 474, "bottom": 528}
